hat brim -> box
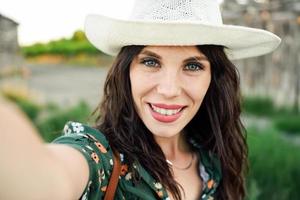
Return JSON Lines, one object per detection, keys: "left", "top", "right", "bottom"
{"left": 84, "top": 14, "right": 281, "bottom": 60}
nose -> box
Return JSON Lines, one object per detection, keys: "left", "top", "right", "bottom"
{"left": 156, "top": 70, "right": 181, "bottom": 98}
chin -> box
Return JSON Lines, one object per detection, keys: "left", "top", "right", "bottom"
{"left": 146, "top": 124, "right": 183, "bottom": 138}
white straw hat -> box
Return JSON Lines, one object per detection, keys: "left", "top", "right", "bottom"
{"left": 84, "top": 0, "right": 281, "bottom": 60}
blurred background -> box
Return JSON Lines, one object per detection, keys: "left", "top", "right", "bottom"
{"left": 0, "top": 0, "right": 299, "bottom": 199}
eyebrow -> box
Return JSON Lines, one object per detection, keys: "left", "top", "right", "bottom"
{"left": 139, "top": 50, "right": 209, "bottom": 62}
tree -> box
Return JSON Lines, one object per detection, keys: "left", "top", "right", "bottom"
{"left": 71, "top": 30, "right": 87, "bottom": 42}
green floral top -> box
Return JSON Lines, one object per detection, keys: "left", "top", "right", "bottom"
{"left": 52, "top": 121, "right": 222, "bottom": 200}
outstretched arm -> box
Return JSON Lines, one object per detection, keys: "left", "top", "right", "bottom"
{"left": 0, "top": 98, "right": 89, "bottom": 200}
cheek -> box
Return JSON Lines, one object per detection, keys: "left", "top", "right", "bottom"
{"left": 130, "top": 71, "right": 143, "bottom": 96}
{"left": 129, "top": 70, "right": 139, "bottom": 104}
{"left": 130, "top": 66, "right": 158, "bottom": 97}
{"left": 185, "top": 74, "right": 211, "bottom": 105}
{"left": 129, "top": 68, "right": 152, "bottom": 110}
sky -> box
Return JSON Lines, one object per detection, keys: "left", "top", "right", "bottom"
{"left": 0, "top": 0, "right": 136, "bottom": 46}
{"left": 0, "top": 0, "right": 223, "bottom": 46}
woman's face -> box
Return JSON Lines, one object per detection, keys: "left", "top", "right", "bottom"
{"left": 130, "top": 46, "right": 211, "bottom": 138}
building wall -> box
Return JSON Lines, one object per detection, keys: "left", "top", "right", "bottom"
{"left": 221, "top": 1, "right": 300, "bottom": 107}
{"left": 0, "top": 15, "right": 22, "bottom": 68}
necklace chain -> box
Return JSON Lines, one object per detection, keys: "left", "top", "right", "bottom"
{"left": 166, "top": 153, "right": 194, "bottom": 171}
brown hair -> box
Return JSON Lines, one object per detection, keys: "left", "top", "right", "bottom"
{"left": 94, "top": 45, "right": 248, "bottom": 200}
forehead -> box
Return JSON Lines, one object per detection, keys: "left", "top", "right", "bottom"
{"left": 138, "top": 46, "right": 206, "bottom": 59}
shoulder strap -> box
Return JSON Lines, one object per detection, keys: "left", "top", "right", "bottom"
{"left": 104, "top": 148, "right": 121, "bottom": 200}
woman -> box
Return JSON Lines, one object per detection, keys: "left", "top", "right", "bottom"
{"left": 0, "top": 0, "right": 280, "bottom": 200}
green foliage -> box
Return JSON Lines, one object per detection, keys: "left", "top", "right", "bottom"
{"left": 21, "top": 30, "right": 101, "bottom": 57}
{"left": 22, "top": 40, "right": 100, "bottom": 57}
{"left": 273, "top": 115, "right": 300, "bottom": 134}
{"left": 3, "top": 92, "right": 41, "bottom": 122}
{"left": 242, "top": 95, "right": 300, "bottom": 134}
{"left": 242, "top": 96, "right": 298, "bottom": 118}
{"left": 3, "top": 93, "right": 94, "bottom": 142}
{"left": 246, "top": 128, "right": 300, "bottom": 200}
{"left": 274, "top": 106, "right": 296, "bottom": 116}
{"left": 242, "top": 96, "right": 275, "bottom": 116}
{"left": 71, "top": 30, "right": 86, "bottom": 41}
{"left": 36, "top": 101, "right": 92, "bottom": 142}
{"left": 246, "top": 179, "right": 261, "bottom": 200}
{"left": 44, "top": 102, "right": 60, "bottom": 112}
{"left": 14, "top": 99, "right": 41, "bottom": 121}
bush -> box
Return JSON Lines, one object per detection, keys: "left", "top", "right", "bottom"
{"left": 246, "top": 128, "right": 300, "bottom": 200}
{"left": 71, "top": 30, "right": 86, "bottom": 42}
{"left": 242, "top": 96, "right": 275, "bottom": 116}
{"left": 273, "top": 115, "right": 300, "bottom": 134}
{"left": 246, "top": 179, "right": 261, "bottom": 200}
{"left": 2, "top": 90, "right": 41, "bottom": 122}
{"left": 14, "top": 99, "right": 41, "bottom": 121}
{"left": 21, "top": 32, "right": 102, "bottom": 57}
{"left": 242, "top": 96, "right": 298, "bottom": 118}
{"left": 36, "top": 101, "right": 92, "bottom": 142}
{"left": 1, "top": 92, "right": 93, "bottom": 142}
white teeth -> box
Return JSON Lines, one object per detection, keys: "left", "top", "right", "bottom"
{"left": 166, "top": 110, "right": 173, "bottom": 115}
{"left": 151, "top": 104, "right": 182, "bottom": 116}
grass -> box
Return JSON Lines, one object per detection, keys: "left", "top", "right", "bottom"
{"left": 246, "top": 127, "right": 300, "bottom": 200}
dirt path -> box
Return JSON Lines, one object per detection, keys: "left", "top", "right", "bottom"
{"left": 1, "top": 63, "right": 109, "bottom": 108}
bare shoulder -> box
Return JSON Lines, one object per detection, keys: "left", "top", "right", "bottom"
{"left": 45, "top": 143, "right": 90, "bottom": 200}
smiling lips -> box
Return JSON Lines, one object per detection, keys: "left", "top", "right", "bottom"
{"left": 149, "top": 103, "right": 186, "bottom": 123}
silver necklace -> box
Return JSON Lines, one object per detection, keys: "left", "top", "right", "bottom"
{"left": 166, "top": 153, "right": 194, "bottom": 171}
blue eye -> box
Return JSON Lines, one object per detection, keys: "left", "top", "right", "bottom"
{"left": 184, "top": 62, "right": 203, "bottom": 71}
{"left": 141, "top": 58, "right": 160, "bottom": 68}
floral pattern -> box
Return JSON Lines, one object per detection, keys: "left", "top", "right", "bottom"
{"left": 52, "top": 121, "right": 222, "bottom": 200}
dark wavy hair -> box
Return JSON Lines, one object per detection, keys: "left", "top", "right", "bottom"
{"left": 93, "top": 45, "right": 248, "bottom": 200}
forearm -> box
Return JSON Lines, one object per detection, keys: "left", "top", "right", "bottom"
{"left": 0, "top": 97, "right": 44, "bottom": 153}
{"left": 0, "top": 99, "right": 72, "bottom": 199}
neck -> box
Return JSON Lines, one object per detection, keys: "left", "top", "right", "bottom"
{"left": 154, "top": 131, "right": 190, "bottom": 161}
